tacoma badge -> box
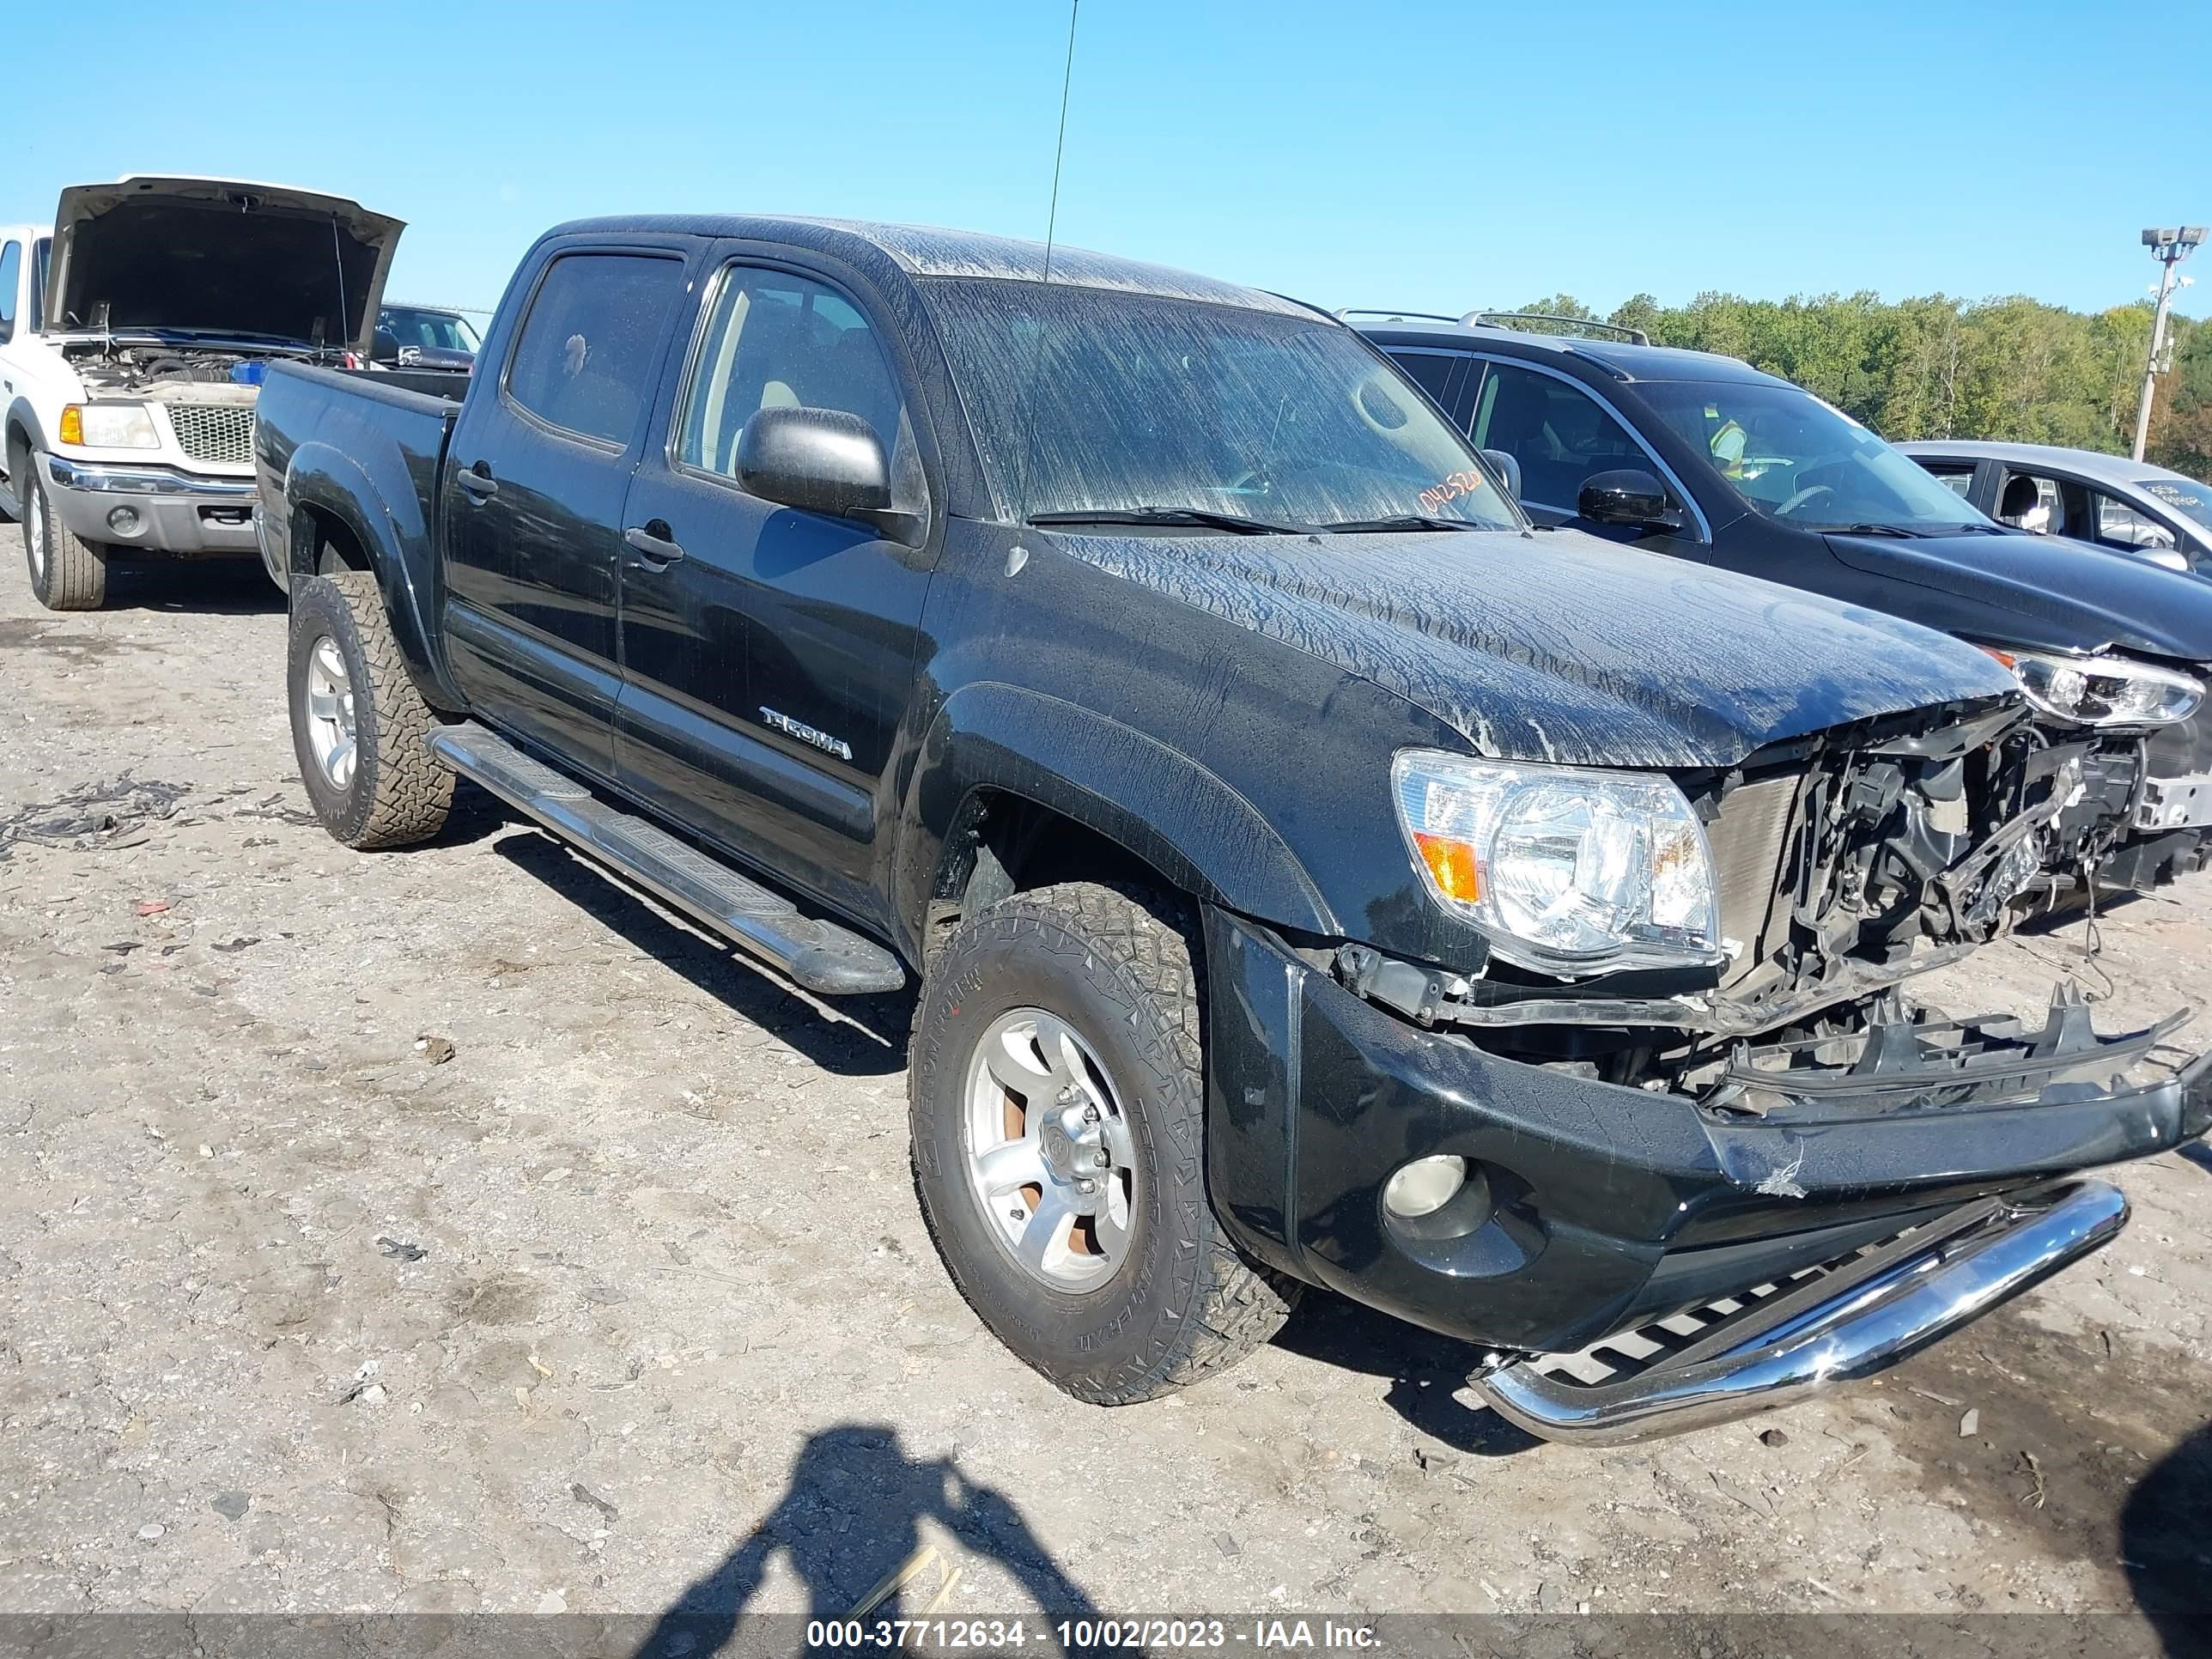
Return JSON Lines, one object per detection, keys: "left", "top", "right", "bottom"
{"left": 759, "top": 707, "right": 854, "bottom": 761}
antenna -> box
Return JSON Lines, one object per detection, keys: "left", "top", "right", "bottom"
{"left": 1014, "top": 0, "right": 1080, "bottom": 527}
{"left": 1039, "top": 0, "right": 1079, "bottom": 290}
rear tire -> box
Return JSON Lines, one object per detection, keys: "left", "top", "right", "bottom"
{"left": 23, "top": 471, "right": 108, "bottom": 611}
{"left": 288, "top": 569, "right": 453, "bottom": 848}
{"left": 909, "top": 880, "right": 1298, "bottom": 1403}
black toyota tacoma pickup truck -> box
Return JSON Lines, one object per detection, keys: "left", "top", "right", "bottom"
{"left": 252, "top": 217, "right": 2211, "bottom": 1445}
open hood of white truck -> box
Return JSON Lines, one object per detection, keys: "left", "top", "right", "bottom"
{"left": 45, "top": 176, "right": 404, "bottom": 355}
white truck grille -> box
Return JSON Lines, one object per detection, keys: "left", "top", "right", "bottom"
{"left": 167, "top": 404, "right": 256, "bottom": 465}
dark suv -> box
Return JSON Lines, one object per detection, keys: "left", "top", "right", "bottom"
{"left": 1354, "top": 312, "right": 2212, "bottom": 896}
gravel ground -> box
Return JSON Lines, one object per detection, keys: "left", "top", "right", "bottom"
{"left": 0, "top": 551, "right": 2207, "bottom": 1639}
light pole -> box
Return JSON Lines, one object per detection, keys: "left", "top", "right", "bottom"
{"left": 2133, "top": 226, "right": 2206, "bottom": 462}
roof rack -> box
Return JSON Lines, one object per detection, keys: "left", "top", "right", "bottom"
{"left": 1466, "top": 311, "right": 1650, "bottom": 346}
{"left": 1333, "top": 307, "right": 1464, "bottom": 325}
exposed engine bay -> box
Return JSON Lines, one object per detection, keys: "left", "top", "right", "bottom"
{"left": 64, "top": 341, "right": 273, "bottom": 403}
{"left": 1335, "top": 696, "right": 2196, "bottom": 1110}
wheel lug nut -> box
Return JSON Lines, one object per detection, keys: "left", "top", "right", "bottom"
{"left": 1077, "top": 1178, "right": 1097, "bottom": 1194}
{"left": 1092, "top": 1150, "right": 1109, "bottom": 1169}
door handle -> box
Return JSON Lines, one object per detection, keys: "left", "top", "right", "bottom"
{"left": 623, "top": 524, "right": 685, "bottom": 565}
{"left": 456, "top": 466, "right": 497, "bottom": 499}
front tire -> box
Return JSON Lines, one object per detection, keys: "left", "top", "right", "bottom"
{"left": 23, "top": 471, "right": 108, "bottom": 611}
{"left": 288, "top": 569, "right": 453, "bottom": 848}
{"left": 910, "top": 881, "right": 1297, "bottom": 1403}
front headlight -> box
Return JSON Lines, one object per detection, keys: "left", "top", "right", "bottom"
{"left": 1984, "top": 647, "right": 2203, "bottom": 727}
{"left": 1390, "top": 750, "right": 1723, "bottom": 975}
{"left": 58, "top": 403, "right": 160, "bottom": 450}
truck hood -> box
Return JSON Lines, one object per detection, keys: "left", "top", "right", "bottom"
{"left": 46, "top": 176, "right": 403, "bottom": 356}
{"left": 1826, "top": 530, "right": 2212, "bottom": 664}
{"left": 1060, "top": 526, "right": 2018, "bottom": 768}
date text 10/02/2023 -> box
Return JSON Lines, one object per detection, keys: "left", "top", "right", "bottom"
{"left": 804, "top": 1619, "right": 1383, "bottom": 1650}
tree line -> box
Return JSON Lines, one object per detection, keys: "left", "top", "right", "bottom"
{"left": 1505, "top": 289, "right": 2212, "bottom": 480}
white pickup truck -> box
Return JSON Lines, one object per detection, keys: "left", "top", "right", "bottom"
{"left": 1, "top": 176, "right": 399, "bottom": 609}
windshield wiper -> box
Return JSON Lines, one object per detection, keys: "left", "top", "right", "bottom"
{"left": 1318, "top": 514, "right": 1486, "bottom": 534}
{"left": 1026, "top": 507, "right": 1301, "bottom": 536}
{"left": 1830, "top": 522, "right": 1920, "bottom": 538}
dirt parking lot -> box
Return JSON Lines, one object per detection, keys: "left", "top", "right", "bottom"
{"left": 1, "top": 552, "right": 2209, "bottom": 1646}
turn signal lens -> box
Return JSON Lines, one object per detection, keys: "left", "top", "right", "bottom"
{"left": 1391, "top": 750, "right": 1723, "bottom": 975}
{"left": 58, "top": 404, "right": 82, "bottom": 446}
{"left": 1411, "top": 830, "right": 1481, "bottom": 904}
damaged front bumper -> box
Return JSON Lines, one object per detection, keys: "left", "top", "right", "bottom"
{"left": 1204, "top": 909, "right": 2212, "bottom": 1442}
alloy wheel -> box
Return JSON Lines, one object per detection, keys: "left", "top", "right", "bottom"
{"left": 962, "top": 1007, "right": 1138, "bottom": 1292}
{"left": 301, "top": 635, "right": 359, "bottom": 789}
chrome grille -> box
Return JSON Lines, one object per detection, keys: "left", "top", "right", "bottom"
{"left": 167, "top": 404, "right": 256, "bottom": 465}
{"left": 1705, "top": 774, "right": 1800, "bottom": 984}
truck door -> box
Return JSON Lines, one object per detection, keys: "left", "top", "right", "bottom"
{"left": 614, "top": 255, "right": 936, "bottom": 923}
{"left": 441, "top": 246, "right": 692, "bottom": 781}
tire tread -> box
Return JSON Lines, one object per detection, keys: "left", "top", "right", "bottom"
{"left": 25, "top": 477, "right": 107, "bottom": 611}
{"left": 296, "top": 569, "right": 453, "bottom": 848}
{"left": 912, "top": 879, "right": 1298, "bottom": 1405}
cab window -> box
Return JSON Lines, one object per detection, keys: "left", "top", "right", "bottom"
{"left": 29, "top": 239, "right": 50, "bottom": 332}
{"left": 0, "top": 241, "right": 19, "bottom": 344}
{"left": 678, "top": 267, "right": 908, "bottom": 478}
{"left": 503, "top": 253, "right": 687, "bottom": 447}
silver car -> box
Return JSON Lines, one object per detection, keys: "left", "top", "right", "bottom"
{"left": 1898, "top": 439, "right": 2212, "bottom": 575}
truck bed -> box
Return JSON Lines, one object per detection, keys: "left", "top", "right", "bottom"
{"left": 252, "top": 361, "right": 465, "bottom": 658}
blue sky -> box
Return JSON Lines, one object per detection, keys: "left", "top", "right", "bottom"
{"left": 7, "top": 1, "right": 2205, "bottom": 319}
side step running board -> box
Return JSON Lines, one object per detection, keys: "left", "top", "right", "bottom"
{"left": 428, "top": 722, "right": 906, "bottom": 997}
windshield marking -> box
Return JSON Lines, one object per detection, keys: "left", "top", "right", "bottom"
{"left": 1419, "top": 468, "right": 1493, "bottom": 517}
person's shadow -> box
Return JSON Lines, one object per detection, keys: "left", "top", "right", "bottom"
{"left": 2122, "top": 1419, "right": 2212, "bottom": 1656}
{"left": 635, "top": 1424, "right": 1103, "bottom": 1656}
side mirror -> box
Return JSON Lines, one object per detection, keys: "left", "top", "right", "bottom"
{"left": 1578, "top": 467, "right": 1680, "bottom": 531}
{"left": 736, "top": 405, "right": 921, "bottom": 544}
{"left": 1479, "top": 447, "right": 1522, "bottom": 501}
{"left": 371, "top": 328, "right": 401, "bottom": 367}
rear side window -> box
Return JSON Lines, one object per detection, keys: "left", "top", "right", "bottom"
{"left": 1923, "top": 465, "right": 1975, "bottom": 499}
{"left": 1389, "top": 349, "right": 1466, "bottom": 417}
{"left": 0, "top": 241, "right": 19, "bottom": 343}
{"left": 504, "top": 253, "right": 686, "bottom": 446}
{"left": 678, "top": 266, "right": 906, "bottom": 476}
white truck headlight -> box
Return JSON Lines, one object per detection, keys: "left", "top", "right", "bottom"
{"left": 1985, "top": 647, "right": 2203, "bottom": 727}
{"left": 1391, "top": 750, "right": 1723, "bottom": 975}
{"left": 58, "top": 403, "right": 160, "bottom": 450}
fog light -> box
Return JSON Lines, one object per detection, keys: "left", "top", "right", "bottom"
{"left": 1382, "top": 1154, "right": 1468, "bottom": 1219}
{"left": 106, "top": 505, "right": 142, "bottom": 536}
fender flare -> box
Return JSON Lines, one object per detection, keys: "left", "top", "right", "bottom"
{"left": 896, "top": 681, "right": 1335, "bottom": 941}
{"left": 283, "top": 440, "right": 459, "bottom": 708}
{"left": 3, "top": 398, "right": 48, "bottom": 501}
